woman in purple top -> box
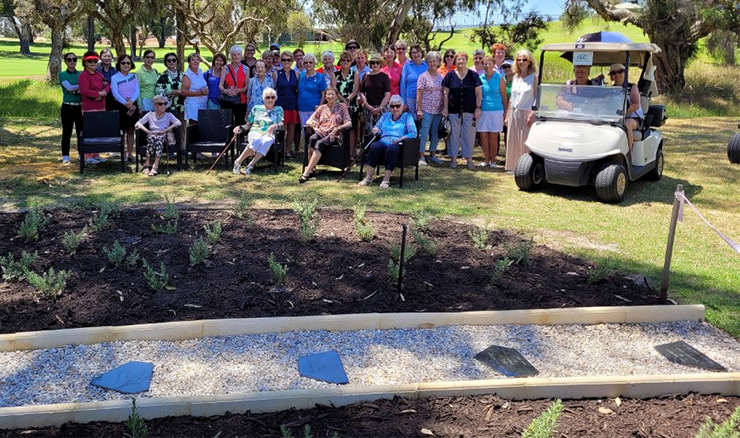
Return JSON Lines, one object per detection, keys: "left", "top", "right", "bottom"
{"left": 276, "top": 50, "right": 300, "bottom": 157}
{"left": 205, "top": 53, "right": 226, "bottom": 109}
{"left": 110, "top": 54, "right": 139, "bottom": 161}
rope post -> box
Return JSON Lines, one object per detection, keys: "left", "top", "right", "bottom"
{"left": 660, "top": 184, "right": 683, "bottom": 303}
{"left": 398, "top": 224, "right": 408, "bottom": 295}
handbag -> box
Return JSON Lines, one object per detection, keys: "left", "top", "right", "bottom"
{"left": 218, "top": 65, "right": 242, "bottom": 106}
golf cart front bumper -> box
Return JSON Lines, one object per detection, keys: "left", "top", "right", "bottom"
{"left": 542, "top": 158, "right": 595, "bottom": 186}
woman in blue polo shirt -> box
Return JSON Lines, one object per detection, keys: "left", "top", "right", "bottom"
{"left": 297, "top": 53, "right": 327, "bottom": 129}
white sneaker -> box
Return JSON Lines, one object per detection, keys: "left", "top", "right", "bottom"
{"left": 479, "top": 162, "right": 488, "bottom": 167}
{"left": 86, "top": 157, "right": 100, "bottom": 164}
{"left": 490, "top": 163, "right": 498, "bottom": 169}
{"left": 62, "top": 156, "right": 70, "bottom": 165}
{"left": 418, "top": 158, "right": 427, "bottom": 166}
{"left": 233, "top": 161, "right": 241, "bottom": 174}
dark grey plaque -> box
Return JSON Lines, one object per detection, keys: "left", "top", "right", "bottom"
{"left": 475, "top": 345, "right": 539, "bottom": 377}
{"left": 655, "top": 341, "right": 727, "bottom": 372}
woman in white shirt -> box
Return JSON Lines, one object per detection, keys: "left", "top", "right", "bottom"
{"left": 180, "top": 53, "right": 209, "bottom": 123}
{"left": 505, "top": 49, "right": 538, "bottom": 173}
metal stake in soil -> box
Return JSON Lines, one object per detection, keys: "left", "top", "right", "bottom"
{"left": 398, "top": 224, "right": 408, "bottom": 295}
{"left": 661, "top": 184, "right": 683, "bottom": 303}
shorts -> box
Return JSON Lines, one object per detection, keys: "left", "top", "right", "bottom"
{"left": 476, "top": 110, "right": 504, "bottom": 133}
{"left": 283, "top": 110, "right": 299, "bottom": 124}
{"left": 299, "top": 111, "right": 314, "bottom": 127}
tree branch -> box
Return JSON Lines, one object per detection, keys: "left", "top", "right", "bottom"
{"left": 583, "top": 0, "right": 642, "bottom": 27}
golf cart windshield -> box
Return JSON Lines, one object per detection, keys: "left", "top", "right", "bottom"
{"left": 535, "top": 84, "right": 626, "bottom": 123}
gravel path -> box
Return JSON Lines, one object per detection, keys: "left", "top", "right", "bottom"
{"left": 1, "top": 321, "right": 739, "bottom": 408}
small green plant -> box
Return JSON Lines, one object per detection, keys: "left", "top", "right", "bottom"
{"left": 521, "top": 399, "right": 563, "bottom": 438}
{"left": 280, "top": 425, "right": 294, "bottom": 438}
{"left": 189, "top": 237, "right": 209, "bottom": 266}
{"left": 0, "top": 250, "right": 38, "bottom": 282}
{"left": 388, "top": 258, "right": 400, "bottom": 282}
{"left": 695, "top": 405, "right": 740, "bottom": 438}
{"left": 87, "top": 201, "right": 120, "bottom": 232}
{"left": 293, "top": 198, "right": 320, "bottom": 241}
{"left": 279, "top": 424, "right": 339, "bottom": 438}
{"left": 491, "top": 257, "right": 512, "bottom": 282}
{"left": 25, "top": 267, "right": 70, "bottom": 298}
{"left": 152, "top": 198, "right": 179, "bottom": 234}
{"left": 469, "top": 225, "right": 489, "bottom": 249}
{"left": 353, "top": 203, "right": 375, "bottom": 241}
{"left": 125, "top": 249, "right": 140, "bottom": 268}
{"left": 587, "top": 260, "right": 615, "bottom": 284}
{"left": 411, "top": 208, "right": 433, "bottom": 231}
{"left": 412, "top": 228, "right": 438, "bottom": 255}
{"left": 232, "top": 195, "right": 250, "bottom": 219}
{"left": 123, "top": 397, "right": 148, "bottom": 438}
{"left": 505, "top": 238, "right": 534, "bottom": 266}
{"left": 103, "top": 240, "right": 127, "bottom": 267}
{"left": 62, "top": 228, "right": 86, "bottom": 254}
{"left": 142, "top": 258, "right": 169, "bottom": 291}
{"left": 16, "top": 207, "right": 50, "bottom": 241}
{"left": 268, "top": 252, "right": 287, "bottom": 285}
{"left": 204, "top": 222, "right": 222, "bottom": 245}
{"left": 390, "top": 242, "right": 416, "bottom": 264}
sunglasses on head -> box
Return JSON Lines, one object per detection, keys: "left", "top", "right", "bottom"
{"left": 66, "top": 57, "right": 77, "bottom": 62}
{"left": 610, "top": 70, "right": 625, "bottom": 75}
{"left": 390, "top": 104, "right": 402, "bottom": 108}
{"left": 155, "top": 102, "right": 167, "bottom": 106}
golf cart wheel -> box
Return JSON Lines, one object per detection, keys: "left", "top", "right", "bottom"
{"left": 729, "top": 133, "right": 740, "bottom": 164}
{"left": 647, "top": 149, "right": 664, "bottom": 181}
{"left": 595, "top": 162, "right": 627, "bottom": 203}
{"left": 514, "top": 153, "right": 545, "bottom": 191}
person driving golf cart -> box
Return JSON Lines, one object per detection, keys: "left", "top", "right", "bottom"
{"left": 555, "top": 65, "right": 604, "bottom": 111}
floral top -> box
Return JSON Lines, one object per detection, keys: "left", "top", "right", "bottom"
{"left": 155, "top": 70, "right": 184, "bottom": 113}
{"left": 416, "top": 71, "right": 444, "bottom": 114}
{"left": 374, "top": 111, "right": 417, "bottom": 145}
{"left": 248, "top": 75, "right": 276, "bottom": 112}
{"left": 335, "top": 69, "right": 357, "bottom": 108}
{"left": 248, "top": 105, "right": 284, "bottom": 134}
{"left": 306, "top": 102, "right": 350, "bottom": 136}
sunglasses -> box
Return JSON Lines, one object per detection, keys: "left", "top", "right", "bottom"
{"left": 395, "top": 47, "right": 407, "bottom": 51}
{"left": 66, "top": 58, "right": 77, "bottom": 62}
{"left": 281, "top": 58, "right": 292, "bottom": 62}
{"left": 517, "top": 59, "right": 528, "bottom": 62}
{"left": 340, "top": 59, "right": 351, "bottom": 62}
{"left": 166, "top": 58, "right": 177, "bottom": 63}
{"left": 348, "top": 46, "right": 359, "bottom": 50}
{"left": 502, "top": 65, "right": 511, "bottom": 69}
{"left": 474, "top": 57, "right": 483, "bottom": 60}
{"left": 120, "top": 61, "right": 131, "bottom": 65}
{"left": 155, "top": 102, "right": 167, "bottom": 106}
{"left": 85, "top": 59, "right": 98, "bottom": 63}
{"left": 144, "top": 56, "right": 155, "bottom": 59}
{"left": 264, "top": 96, "right": 276, "bottom": 100}
{"left": 304, "top": 61, "right": 315, "bottom": 64}
{"left": 610, "top": 70, "right": 625, "bottom": 75}
{"left": 369, "top": 61, "right": 380, "bottom": 65}
{"left": 389, "top": 104, "right": 402, "bottom": 108}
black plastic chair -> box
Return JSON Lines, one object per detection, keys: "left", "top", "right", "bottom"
{"left": 134, "top": 112, "right": 181, "bottom": 173}
{"left": 78, "top": 111, "right": 125, "bottom": 174}
{"left": 236, "top": 126, "right": 285, "bottom": 173}
{"left": 184, "top": 109, "right": 233, "bottom": 169}
{"left": 358, "top": 134, "right": 420, "bottom": 188}
{"left": 301, "top": 127, "right": 352, "bottom": 175}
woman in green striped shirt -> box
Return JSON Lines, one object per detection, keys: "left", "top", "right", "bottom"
{"left": 137, "top": 50, "right": 159, "bottom": 113}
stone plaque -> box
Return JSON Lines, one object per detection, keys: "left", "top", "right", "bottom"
{"left": 655, "top": 341, "right": 727, "bottom": 372}
{"left": 475, "top": 345, "right": 539, "bottom": 377}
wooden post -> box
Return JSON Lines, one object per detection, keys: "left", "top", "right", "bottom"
{"left": 660, "top": 184, "right": 683, "bottom": 303}
{"left": 398, "top": 224, "right": 408, "bottom": 294}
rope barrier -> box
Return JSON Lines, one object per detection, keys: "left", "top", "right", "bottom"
{"left": 675, "top": 190, "right": 740, "bottom": 254}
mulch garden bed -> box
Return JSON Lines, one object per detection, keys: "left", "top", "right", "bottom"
{"left": 1, "top": 394, "right": 737, "bottom": 437}
{"left": 0, "top": 206, "right": 661, "bottom": 335}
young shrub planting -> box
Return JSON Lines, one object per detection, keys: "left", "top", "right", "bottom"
{"left": 293, "top": 198, "right": 320, "bottom": 242}
{"left": 268, "top": 252, "right": 287, "bottom": 285}
{"left": 587, "top": 259, "right": 615, "bottom": 284}
{"left": 388, "top": 242, "right": 417, "bottom": 283}
{"left": 0, "top": 250, "right": 38, "bottom": 282}
{"left": 505, "top": 238, "right": 534, "bottom": 266}
{"left": 62, "top": 228, "right": 87, "bottom": 254}
{"left": 103, "top": 240, "right": 127, "bottom": 267}
{"left": 124, "top": 398, "right": 148, "bottom": 438}
{"left": 189, "top": 237, "right": 209, "bottom": 266}
{"left": 411, "top": 208, "right": 433, "bottom": 231}
{"left": 521, "top": 399, "right": 563, "bottom": 438}
{"left": 125, "top": 249, "right": 140, "bottom": 268}
{"left": 142, "top": 259, "right": 169, "bottom": 291}
{"left": 694, "top": 405, "right": 740, "bottom": 437}
{"left": 490, "top": 257, "right": 512, "bottom": 283}
{"left": 16, "top": 207, "right": 50, "bottom": 241}
{"left": 152, "top": 198, "right": 179, "bottom": 234}
{"left": 204, "top": 222, "right": 222, "bottom": 245}
{"left": 25, "top": 268, "right": 70, "bottom": 298}
{"left": 87, "top": 201, "right": 120, "bottom": 232}
{"left": 412, "top": 228, "right": 438, "bottom": 255}
{"left": 469, "top": 225, "right": 489, "bottom": 250}
{"left": 353, "top": 203, "right": 375, "bottom": 242}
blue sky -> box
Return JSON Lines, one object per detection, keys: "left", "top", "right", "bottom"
{"left": 455, "top": 0, "right": 566, "bottom": 26}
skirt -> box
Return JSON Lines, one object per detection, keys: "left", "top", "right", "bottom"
{"left": 477, "top": 110, "right": 503, "bottom": 133}
{"left": 505, "top": 108, "right": 532, "bottom": 171}
{"left": 283, "top": 110, "right": 300, "bottom": 124}
{"left": 114, "top": 101, "right": 139, "bottom": 130}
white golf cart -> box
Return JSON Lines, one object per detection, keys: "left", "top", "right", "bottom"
{"left": 514, "top": 39, "right": 668, "bottom": 203}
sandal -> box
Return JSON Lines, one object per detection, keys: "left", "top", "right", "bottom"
{"left": 358, "top": 178, "right": 372, "bottom": 186}
{"left": 141, "top": 166, "right": 151, "bottom": 174}
{"left": 298, "top": 174, "right": 309, "bottom": 183}
{"left": 379, "top": 181, "right": 390, "bottom": 189}
{"left": 148, "top": 168, "right": 159, "bottom": 177}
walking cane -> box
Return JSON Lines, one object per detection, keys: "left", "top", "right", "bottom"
{"left": 206, "top": 132, "right": 238, "bottom": 175}
{"left": 337, "top": 133, "right": 380, "bottom": 181}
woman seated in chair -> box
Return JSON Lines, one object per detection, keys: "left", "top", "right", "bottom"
{"left": 232, "top": 87, "right": 284, "bottom": 175}
{"left": 134, "top": 95, "right": 182, "bottom": 176}
{"left": 358, "top": 95, "right": 417, "bottom": 189}
{"left": 299, "top": 87, "right": 351, "bottom": 183}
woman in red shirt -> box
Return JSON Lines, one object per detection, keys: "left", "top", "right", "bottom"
{"left": 77, "top": 51, "right": 110, "bottom": 163}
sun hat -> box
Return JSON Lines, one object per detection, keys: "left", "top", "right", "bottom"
{"left": 369, "top": 52, "right": 382, "bottom": 62}
{"left": 609, "top": 63, "right": 626, "bottom": 74}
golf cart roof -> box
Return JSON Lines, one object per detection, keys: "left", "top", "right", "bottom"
{"left": 541, "top": 42, "right": 662, "bottom": 66}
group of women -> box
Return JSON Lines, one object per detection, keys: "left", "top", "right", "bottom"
{"left": 58, "top": 40, "right": 540, "bottom": 183}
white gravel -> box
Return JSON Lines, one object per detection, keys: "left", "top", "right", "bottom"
{"left": 1, "top": 321, "right": 739, "bottom": 408}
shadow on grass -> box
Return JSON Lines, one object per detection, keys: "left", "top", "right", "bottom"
{"left": 0, "top": 79, "right": 59, "bottom": 119}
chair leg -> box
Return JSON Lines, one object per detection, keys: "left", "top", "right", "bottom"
{"left": 135, "top": 151, "right": 139, "bottom": 173}
{"left": 79, "top": 149, "right": 84, "bottom": 174}
{"left": 121, "top": 140, "right": 126, "bottom": 173}
{"left": 399, "top": 165, "right": 404, "bottom": 188}
{"left": 415, "top": 162, "right": 419, "bottom": 181}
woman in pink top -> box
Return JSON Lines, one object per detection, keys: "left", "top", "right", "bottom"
{"left": 380, "top": 46, "right": 402, "bottom": 97}
{"left": 78, "top": 50, "right": 110, "bottom": 163}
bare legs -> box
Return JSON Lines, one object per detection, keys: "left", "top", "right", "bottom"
{"left": 480, "top": 132, "right": 499, "bottom": 165}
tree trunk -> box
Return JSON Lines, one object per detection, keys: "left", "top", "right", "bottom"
{"left": 47, "top": 27, "right": 64, "bottom": 81}
{"left": 158, "top": 17, "right": 166, "bottom": 48}
{"left": 111, "top": 32, "right": 127, "bottom": 58}
{"left": 130, "top": 26, "right": 137, "bottom": 58}
{"left": 385, "top": 0, "right": 413, "bottom": 46}
{"left": 26, "top": 22, "right": 33, "bottom": 44}
{"left": 648, "top": 30, "right": 691, "bottom": 94}
{"left": 176, "top": 9, "right": 185, "bottom": 72}
{"left": 10, "top": 18, "right": 31, "bottom": 55}
{"left": 87, "top": 15, "right": 95, "bottom": 52}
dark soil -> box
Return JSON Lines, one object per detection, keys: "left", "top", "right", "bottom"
{"left": 0, "top": 207, "right": 661, "bottom": 335}
{"left": 1, "top": 394, "right": 737, "bottom": 437}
